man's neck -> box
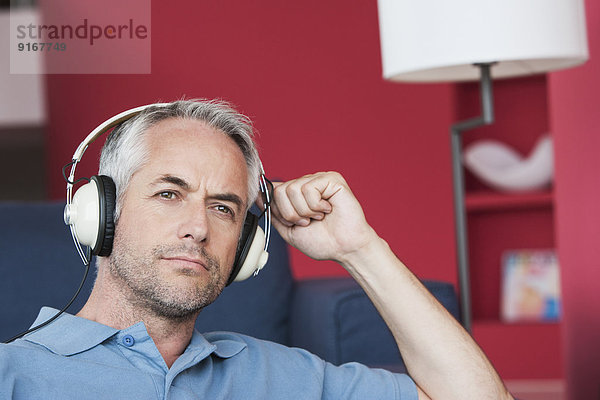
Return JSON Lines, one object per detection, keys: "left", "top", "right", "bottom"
{"left": 77, "top": 266, "right": 199, "bottom": 368}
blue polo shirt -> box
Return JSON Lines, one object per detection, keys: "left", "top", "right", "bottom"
{"left": 0, "top": 307, "right": 417, "bottom": 399}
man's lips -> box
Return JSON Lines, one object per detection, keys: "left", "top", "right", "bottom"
{"left": 161, "top": 256, "right": 209, "bottom": 271}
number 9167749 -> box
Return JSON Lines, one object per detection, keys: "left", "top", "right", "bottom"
{"left": 18, "top": 42, "right": 67, "bottom": 51}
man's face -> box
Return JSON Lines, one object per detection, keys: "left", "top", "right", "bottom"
{"left": 107, "top": 118, "right": 249, "bottom": 319}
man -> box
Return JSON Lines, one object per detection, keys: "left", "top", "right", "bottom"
{"left": 0, "top": 100, "right": 512, "bottom": 399}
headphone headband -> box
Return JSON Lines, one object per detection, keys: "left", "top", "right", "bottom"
{"left": 71, "top": 104, "right": 170, "bottom": 163}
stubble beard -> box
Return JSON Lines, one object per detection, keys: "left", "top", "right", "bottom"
{"left": 108, "top": 235, "right": 228, "bottom": 321}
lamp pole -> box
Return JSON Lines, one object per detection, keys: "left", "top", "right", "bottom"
{"left": 451, "top": 63, "right": 495, "bottom": 332}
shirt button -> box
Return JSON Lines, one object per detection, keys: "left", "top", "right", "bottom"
{"left": 122, "top": 334, "right": 135, "bottom": 347}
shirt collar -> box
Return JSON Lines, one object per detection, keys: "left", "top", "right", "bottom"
{"left": 23, "top": 307, "right": 247, "bottom": 359}
{"left": 24, "top": 307, "right": 119, "bottom": 356}
{"left": 188, "top": 330, "right": 247, "bottom": 359}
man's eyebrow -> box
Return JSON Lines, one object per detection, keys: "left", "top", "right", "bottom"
{"left": 151, "top": 175, "right": 192, "bottom": 190}
{"left": 209, "top": 193, "right": 245, "bottom": 210}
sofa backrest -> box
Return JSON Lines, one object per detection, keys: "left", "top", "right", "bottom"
{"left": 0, "top": 202, "right": 293, "bottom": 345}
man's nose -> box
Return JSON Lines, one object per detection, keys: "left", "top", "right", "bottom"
{"left": 177, "top": 202, "right": 209, "bottom": 243}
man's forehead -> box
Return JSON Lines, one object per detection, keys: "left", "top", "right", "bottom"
{"left": 145, "top": 117, "right": 220, "bottom": 140}
{"left": 144, "top": 117, "right": 237, "bottom": 152}
{"left": 144, "top": 118, "right": 245, "bottom": 159}
{"left": 138, "top": 119, "right": 248, "bottom": 200}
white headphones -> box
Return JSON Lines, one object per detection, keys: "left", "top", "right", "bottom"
{"left": 63, "top": 103, "right": 271, "bottom": 285}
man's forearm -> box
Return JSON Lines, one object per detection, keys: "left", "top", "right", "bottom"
{"left": 338, "top": 234, "right": 512, "bottom": 400}
{"left": 267, "top": 171, "right": 511, "bottom": 399}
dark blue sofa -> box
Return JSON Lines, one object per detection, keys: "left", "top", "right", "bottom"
{"left": 0, "top": 202, "right": 460, "bottom": 372}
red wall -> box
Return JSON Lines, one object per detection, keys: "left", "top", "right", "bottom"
{"left": 549, "top": 0, "right": 600, "bottom": 398}
{"left": 44, "top": 1, "right": 457, "bottom": 283}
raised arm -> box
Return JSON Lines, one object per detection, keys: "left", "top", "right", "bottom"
{"left": 268, "top": 171, "right": 512, "bottom": 400}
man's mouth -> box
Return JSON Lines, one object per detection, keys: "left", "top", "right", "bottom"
{"left": 161, "top": 256, "right": 209, "bottom": 272}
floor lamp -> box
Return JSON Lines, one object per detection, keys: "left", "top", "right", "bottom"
{"left": 377, "top": 0, "right": 588, "bottom": 331}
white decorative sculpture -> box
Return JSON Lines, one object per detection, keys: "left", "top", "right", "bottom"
{"left": 463, "top": 135, "right": 554, "bottom": 192}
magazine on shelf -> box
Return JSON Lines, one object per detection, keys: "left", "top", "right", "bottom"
{"left": 501, "top": 249, "right": 561, "bottom": 323}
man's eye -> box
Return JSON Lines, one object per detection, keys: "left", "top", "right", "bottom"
{"left": 158, "top": 191, "right": 176, "bottom": 200}
{"left": 215, "top": 205, "right": 232, "bottom": 214}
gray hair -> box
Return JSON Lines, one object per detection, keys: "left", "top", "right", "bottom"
{"left": 98, "top": 99, "right": 261, "bottom": 221}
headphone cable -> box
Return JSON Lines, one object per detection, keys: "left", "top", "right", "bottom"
{"left": 3, "top": 258, "right": 91, "bottom": 344}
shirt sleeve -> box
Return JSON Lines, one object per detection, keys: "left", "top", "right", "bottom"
{"left": 206, "top": 332, "right": 418, "bottom": 400}
{"left": 322, "top": 360, "right": 418, "bottom": 400}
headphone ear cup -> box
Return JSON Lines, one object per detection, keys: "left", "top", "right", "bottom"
{"left": 227, "top": 212, "right": 269, "bottom": 286}
{"left": 66, "top": 175, "right": 115, "bottom": 256}
{"left": 91, "top": 175, "right": 116, "bottom": 257}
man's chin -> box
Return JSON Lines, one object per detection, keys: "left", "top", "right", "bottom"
{"left": 142, "top": 280, "right": 226, "bottom": 320}
{"left": 144, "top": 292, "right": 210, "bottom": 320}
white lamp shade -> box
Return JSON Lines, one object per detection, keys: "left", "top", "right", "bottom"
{"left": 378, "top": 0, "right": 589, "bottom": 82}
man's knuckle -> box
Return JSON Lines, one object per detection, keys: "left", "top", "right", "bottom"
{"left": 301, "top": 183, "right": 312, "bottom": 196}
{"left": 285, "top": 184, "right": 295, "bottom": 196}
{"left": 273, "top": 185, "right": 286, "bottom": 199}
{"left": 328, "top": 171, "right": 342, "bottom": 180}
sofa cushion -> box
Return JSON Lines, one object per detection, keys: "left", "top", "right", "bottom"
{"left": 0, "top": 202, "right": 91, "bottom": 342}
{"left": 290, "top": 277, "right": 460, "bottom": 371}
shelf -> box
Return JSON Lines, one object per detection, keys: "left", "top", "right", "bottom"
{"left": 473, "top": 319, "right": 561, "bottom": 328}
{"left": 472, "top": 320, "right": 563, "bottom": 379}
{"left": 465, "top": 190, "right": 553, "bottom": 212}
